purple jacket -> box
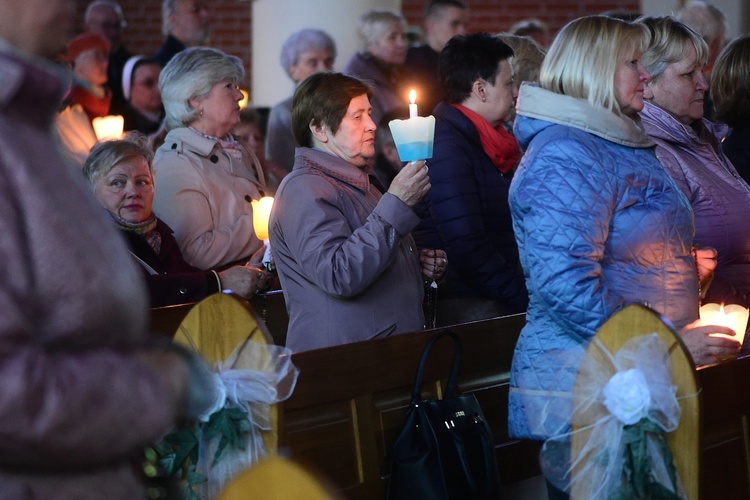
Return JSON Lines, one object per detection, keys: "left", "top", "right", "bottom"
{"left": 270, "top": 148, "right": 424, "bottom": 352}
{"left": 641, "top": 101, "right": 750, "bottom": 307}
{"left": 0, "top": 47, "right": 176, "bottom": 498}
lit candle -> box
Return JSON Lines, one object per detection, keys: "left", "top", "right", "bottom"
{"left": 409, "top": 89, "right": 418, "bottom": 118}
{"left": 251, "top": 196, "right": 275, "bottom": 270}
{"left": 92, "top": 115, "right": 124, "bottom": 140}
{"left": 700, "top": 302, "right": 749, "bottom": 344}
{"left": 251, "top": 196, "right": 274, "bottom": 241}
{"left": 239, "top": 88, "right": 249, "bottom": 109}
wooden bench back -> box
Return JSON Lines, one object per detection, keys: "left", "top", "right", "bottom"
{"left": 697, "top": 352, "right": 750, "bottom": 499}
{"left": 277, "top": 314, "right": 540, "bottom": 498}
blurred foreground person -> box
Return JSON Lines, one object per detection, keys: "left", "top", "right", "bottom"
{"left": 0, "top": 0, "right": 219, "bottom": 496}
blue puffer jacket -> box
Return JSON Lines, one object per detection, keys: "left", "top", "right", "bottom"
{"left": 508, "top": 84, "right": 699, "bottom": 440}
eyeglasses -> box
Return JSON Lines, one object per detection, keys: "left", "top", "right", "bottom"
{"left": 134, "top": 78, "right": 158, "bottom": 89}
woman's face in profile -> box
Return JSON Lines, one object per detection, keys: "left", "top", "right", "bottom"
{"left": 614, "top": 49, "right": 650, "bottom": 118}
{"left": 192, "top": 79, "right": 244, "bottom": 137}
{"left": 645, "top": 44, "right": 708, "bottom": 125}
{"left": 317, "top": 94, "right": 377, "bottom": 167}
{"left": 95, "top": 156, "right": 154, "bottom": 223}
{"left": 368, "top": 22, "right": 407, "bottom": 65}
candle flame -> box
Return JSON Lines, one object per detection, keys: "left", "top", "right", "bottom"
{"left": 409, "top": 89, "right": 417, "bottom": 105}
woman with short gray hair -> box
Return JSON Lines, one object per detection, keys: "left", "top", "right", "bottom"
{"left": 638, "top": 15, "right": 750, "bottom": 311}
{"left": 85, "top": 135, "right": 270, "bottom": 307}
{"left": 344, "top": 9, "right": 409, "bottom": 125}
{"left": 266, "top": 28, "right": 336, "bottom": 174}
{"left": 153, "top": 47, "right": 268, "bottom": 270}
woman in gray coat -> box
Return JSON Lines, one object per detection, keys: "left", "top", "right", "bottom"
{"left": 269, "top": 72, "right": 446, "bottom": 352}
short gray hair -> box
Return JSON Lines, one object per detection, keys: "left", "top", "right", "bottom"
{"left": 85, "top": 0, "right": 125, "bottom": 25}
{"left": 639, "top": 16, "right": 708, "bottom": 82}
{"left": 83, "top": 133, "right": 154, "bottom": 187}
{"left": 280, "top": 29, "right": 337, "bottom": 79}
{"left": 676, "top": 1, "right": 728, "bottom": 42}
{"left": 159, "top": 46, "right": 244, "bottom": 130}
{"left": 357, "top": 10, "right": 406, "bottom": 53}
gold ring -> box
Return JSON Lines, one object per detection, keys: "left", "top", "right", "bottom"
{"left": 257, "top": 270, "right": 263, "bottom": 280}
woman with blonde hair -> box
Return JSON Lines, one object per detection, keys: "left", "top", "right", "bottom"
{"left": 508, "top": 15, "right": 738, "bottom": 498}
{"left": 344, "top": 9, "right": 408, "bottom": 124}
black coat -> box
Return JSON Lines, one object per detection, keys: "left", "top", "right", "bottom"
{"left": 120, "top": 218, "right": 219, "bottom": 307}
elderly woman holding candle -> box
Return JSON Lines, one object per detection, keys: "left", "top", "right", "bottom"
{"left": 413, "top": 33, "right": 528, "bottom": 325}
{"left": 269, "top": 72, "right": 445, "bottom": 352}
{"left": 84, "top": 135, "right": 270, "bottom": 307}
{"left": 508, "top": 16, "right": 739, "bottom": 496}
{"left": 153, "top": 47, "right": 268, "bottom": 270}
{"left": 639, "top": 16, "right": 750, "bottom": 310}
{"left": 345, "top": 9, "right": 409, "bottom": 125}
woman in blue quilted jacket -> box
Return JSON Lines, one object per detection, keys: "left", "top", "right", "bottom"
{"left": 508, "top": 15, "right": 739, "bottom": 498}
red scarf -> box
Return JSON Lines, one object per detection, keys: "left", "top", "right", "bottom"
{"left": 451, "top": 103, "right": 521, "bottom": 173}
{"left": 69, "top": 84, "right": 111, "bottom": 123}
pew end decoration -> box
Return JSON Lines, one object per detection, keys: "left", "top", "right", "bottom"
{"left": 542, "top": 304, "right": 699, "bottom": 499}
{"left": 155, "top": 293, "right": 298, "bottom": 499}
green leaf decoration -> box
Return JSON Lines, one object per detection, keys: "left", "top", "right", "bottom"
{"left": 150, "top": 403, "right": 253, "bottom": 497}
{"left": 608, "top": 418, "right": 682, "bottom": 500}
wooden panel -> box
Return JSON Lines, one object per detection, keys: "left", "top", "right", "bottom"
{"left": 149, "top": 301, "right": 196, "bottom": 338}
{"left": 697, "top": 352, "right": 750, "bottom": 500}
{"left": 278, "top": 314, "right": 540, "bottom": 498}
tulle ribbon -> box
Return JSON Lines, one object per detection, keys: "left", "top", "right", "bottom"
{"left": 195, "top": 340, "right": 299, "bottom": 498}
{"left": 541, "top": 333, "right": 691, "bottom": 499}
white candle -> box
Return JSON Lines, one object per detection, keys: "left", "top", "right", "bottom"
{"left": 408, "top": 89, "right": 418, "bottom": 118}
{"left": 92, "top": 115, "right": 124, "bottom": 140}
{"left": 700, "top": 302, "right": 749, "bottom": 344}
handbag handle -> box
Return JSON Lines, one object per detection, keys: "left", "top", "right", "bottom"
{"left": 410, "top": 330, "right": 462, "bottom": 403}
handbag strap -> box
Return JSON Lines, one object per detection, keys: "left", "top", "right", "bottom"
{"left": 410, "top": 330, "right": 463, "bottom": 403}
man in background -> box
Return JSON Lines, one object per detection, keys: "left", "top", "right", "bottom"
{"left": 153, "top": 0, "right": 211, "bottom": 67}
{"left": 405, "top": 0, "right": 468, "bottom": 115}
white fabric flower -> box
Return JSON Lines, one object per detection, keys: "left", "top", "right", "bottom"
{"left": 602, "top": 368, "right": 651, "bottom": 425}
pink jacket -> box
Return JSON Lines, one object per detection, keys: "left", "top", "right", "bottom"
{"left": 0, "top": 47, "right": 176, "bottom": 498}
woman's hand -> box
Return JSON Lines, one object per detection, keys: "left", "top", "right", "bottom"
{"left": 218, "top": 265, "right": 271, "bottom": 296}
{"left": 420, "top": 248, "right": 447, "bottom": 281}
{"left": 680, "top": 319, "right": 741, "bottom": 365}
{"left": 387, "top": 160, "right": 431, "bottom": 207}
{"left": 694, "top": 246, "right": 718, "bottom": 293}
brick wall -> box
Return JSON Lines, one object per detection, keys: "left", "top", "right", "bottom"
{"left": 76, "top": 0, "right": 253, "bottom": 87}
{"left": 76, "top": 0, "right": 639, "bottom": 89}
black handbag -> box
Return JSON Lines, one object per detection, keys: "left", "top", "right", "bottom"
{"left": 387, "top": 330, "right": 502, "bottom": 499}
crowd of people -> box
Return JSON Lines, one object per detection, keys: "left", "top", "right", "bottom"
{"left": 3, "top": 0, "right": 750, "bottom": 496}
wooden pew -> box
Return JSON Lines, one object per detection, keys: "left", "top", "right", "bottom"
{"left": 149, "top": 301, "right": 196, "bottom": 338}
{"left": 697, "top": 352, "right": 750, "bottom": 499}
{"left": 277, "top": 314, "right": 541, "bottom": 498}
